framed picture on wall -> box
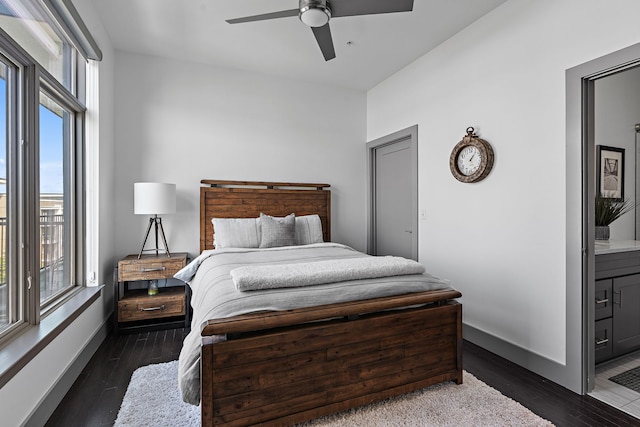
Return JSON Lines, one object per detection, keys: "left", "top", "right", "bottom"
{"left": 597, "top": 145, "right": 625, "bottom": 200}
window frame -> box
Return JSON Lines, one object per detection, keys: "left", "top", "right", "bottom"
{"left": 36, "top": 72, "right": 86, "bottom": 317}
{"left": 0, "top": 47, "right": 24, "bottom": 338}
{"left": 0, "top": 12, "right": 86, "bottom": 343}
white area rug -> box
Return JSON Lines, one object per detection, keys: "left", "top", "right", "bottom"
{"left": 114, "top": 360, "right": 554, "bottom": 427}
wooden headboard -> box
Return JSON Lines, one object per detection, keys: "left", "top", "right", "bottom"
{"left": 200, "top": 180, "right": 331, "bottom": 252}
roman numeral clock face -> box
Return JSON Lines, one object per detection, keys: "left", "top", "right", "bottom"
{"left": 449, "top": 128, "right": 494, "bottom": 183}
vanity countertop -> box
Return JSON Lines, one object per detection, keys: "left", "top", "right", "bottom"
{"left": 595, "top": 240, "right": 640, "bottom": 255}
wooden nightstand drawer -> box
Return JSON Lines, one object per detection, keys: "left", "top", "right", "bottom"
{"left": 114, "top": 252, "right": 191, "bottom": 334}
{"left": 118, "top": 287, "right": 186, "bottom": 322}
{"left": 118, "top": 253, "right": 187, "bottom": 282}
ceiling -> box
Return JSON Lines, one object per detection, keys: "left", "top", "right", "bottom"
{"left": 92, "top": 0, "right": 508, "bottom": 91}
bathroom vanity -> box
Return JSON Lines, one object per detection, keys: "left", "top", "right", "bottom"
{"left": 595, "top": 240, "right": 640, "bottom": 363}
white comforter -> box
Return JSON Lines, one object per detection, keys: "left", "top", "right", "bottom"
{"left": 175, "top": 243, "right": 452, "bottom": 405}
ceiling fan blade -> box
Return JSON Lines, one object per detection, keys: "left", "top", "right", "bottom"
{"left": 311, "top": 24, "right": 336, "bottom": 61}
{"left": 330, "top": 0, "right": 413, "bottom": 18}
{"left": 226, "top": 9, "right": 299, "bottom": 24}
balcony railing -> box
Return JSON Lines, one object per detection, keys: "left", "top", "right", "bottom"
{"left": 0, "top": 216, "right": 5, "bottom": 328}
{"left": 0, "top": 213, "right": 66, "bottom": 326}
{"left": 0, "top": 216, "right": 5, "bottom": 284}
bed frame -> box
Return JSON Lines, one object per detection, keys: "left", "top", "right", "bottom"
{"left": 198, "top": 180, "right": 462, "bottom": 427}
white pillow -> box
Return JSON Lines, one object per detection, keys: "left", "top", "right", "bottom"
{"left": 212, "top": 217, "right": 261, "bottom": 248}
{"left": 211, "top": 214, "right": 324, "bottom": 248}
{"left": 295, "top": 214, "right": 324, "bottom": 245}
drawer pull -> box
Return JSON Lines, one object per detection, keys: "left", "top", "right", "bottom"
{"left": 141, "top": 267, "right": 166, "bottom": 272}
{"left": 140, "top": 305, "right": 166, "bottom": 312}
{"left": 613, "top": 290, "right": 622, "bottom": 307}
{"left": 595, "top": 338, "right": 609, "bottom": 345}
{"left": 595, "top": 298, "right": 609, "bottom": 305}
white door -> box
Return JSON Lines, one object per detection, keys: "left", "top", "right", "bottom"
{"left": 367, "top": 126, "right": 417, "bottom": 260}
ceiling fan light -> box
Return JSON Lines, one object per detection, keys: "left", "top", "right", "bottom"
{"left": 300, "top": 7, "right": 330, "bottom": 27}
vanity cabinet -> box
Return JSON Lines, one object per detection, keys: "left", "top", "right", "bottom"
{"left": 611, "top": 274, "right": 640, "bottom": 354}
{"left": 594, "top": 279, "right": 613, "bottom": 363}
{"left": 595, "top": 250, "right": 640, "bottom": 364}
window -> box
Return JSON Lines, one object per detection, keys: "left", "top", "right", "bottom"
{"left": 0, "top": 60, "right": 8, "bottom": 334}
{"left": 0, "top": 0, "right": 87, "bottom": 341}
{"left": 0, "top": 0, "right": 73, "bottom": 91}
{"left": 39, "top": 90, "right": 75, "bottom": 308}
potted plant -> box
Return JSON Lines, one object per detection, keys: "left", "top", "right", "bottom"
{"left": 595, "top": 196, "right": 636, "bottom": 240}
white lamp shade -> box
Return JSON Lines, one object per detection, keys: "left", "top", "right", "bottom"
{"left": 134, "top": 182, "right": 176, "bottom": 215}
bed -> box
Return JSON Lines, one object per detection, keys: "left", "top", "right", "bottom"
{"left": 178, "top": 180, "right": 462, "bottom": 427}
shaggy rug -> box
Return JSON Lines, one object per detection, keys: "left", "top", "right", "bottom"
{"left": 114, "top": 360, "right": 554, "bottom": 427}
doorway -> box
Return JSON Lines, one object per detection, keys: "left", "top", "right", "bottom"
{"left": 568, "top": 42, "right": 640, "bottom": 413}
{"left": 366, "top": 125, "right": 418, "bottom": 260}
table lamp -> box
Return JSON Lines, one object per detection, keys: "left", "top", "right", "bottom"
{"left": 134, "top": 182, "right": 176, "bottom": 258}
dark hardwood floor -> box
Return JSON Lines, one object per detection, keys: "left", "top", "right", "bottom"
{"left": 45, "top": 329, "right": 639, "bottom": 427}
{"left": 464, "top": 342, "right": 639, "bottom": 427}
{"left": 45, "top": 328, "right": 187, "bottom": 427}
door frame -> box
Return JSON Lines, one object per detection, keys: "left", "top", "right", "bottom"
{"left": 366, "top": 125, "right": 418, "bottom": 259}
{"left": 567, "top": 43, "right": 640, "bottom": 394}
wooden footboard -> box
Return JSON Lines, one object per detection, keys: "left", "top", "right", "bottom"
{"left": 200, "top": 290, "right": 462, "bottom": 427}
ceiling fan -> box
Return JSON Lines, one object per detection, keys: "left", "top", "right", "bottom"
{"left": 226, "top": 0, "right": 414, "bottom": 61}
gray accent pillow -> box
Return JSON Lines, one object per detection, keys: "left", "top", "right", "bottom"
{"left": 259, "top": 213, "right": 296, "bottom": 248}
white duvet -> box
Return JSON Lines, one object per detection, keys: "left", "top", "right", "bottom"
{"left": 174, "top": 243, "right": 452, "bottom": 405}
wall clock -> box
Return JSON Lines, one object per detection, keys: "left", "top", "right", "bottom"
{"left": 449, "top": 127, "right": 494, "bottom": 183}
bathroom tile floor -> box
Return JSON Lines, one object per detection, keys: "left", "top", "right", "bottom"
{"left": 591, "top": 350, "right": 640, "bottom": 419}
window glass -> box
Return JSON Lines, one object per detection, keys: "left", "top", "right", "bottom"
{"left": 0, "top": 0, "right": 72, "bottom": 90}
{"left": 39, "top": 91, "right": 72, "bottom": 306}
{"left": 0, "top": 62, "right": 7, "bottom": 332}
{"left": 0, "top": 0, "right": 86, "bottom": 344}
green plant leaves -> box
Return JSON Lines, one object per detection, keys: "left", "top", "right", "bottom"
{"left": 595, "top": 196, "right": 636, "bottom": 226}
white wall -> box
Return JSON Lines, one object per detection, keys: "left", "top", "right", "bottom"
{"left": 367, "top": 0, "right": 640, "bottom": 392}
{"left": 113, "top": 52, "right": 367, "bottom": 260}
{"left": 594, "top": 67, "right": 640, "bottom": 239}
{"left": 0, "top": 301, "right": 106, "bottom": 427}
{"left": 0, "top": 0, "right": 117, "bottom": 424}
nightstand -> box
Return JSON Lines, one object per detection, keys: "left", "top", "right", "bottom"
{"left": 115, "top": 252, "right": 189, "bottom": 334}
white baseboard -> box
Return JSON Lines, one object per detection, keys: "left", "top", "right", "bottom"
{"left": 24, "top": 319, "right": 111, "bottom": 427}
{"left": 463, "top": 323, "right": 574, "bottom": 392}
